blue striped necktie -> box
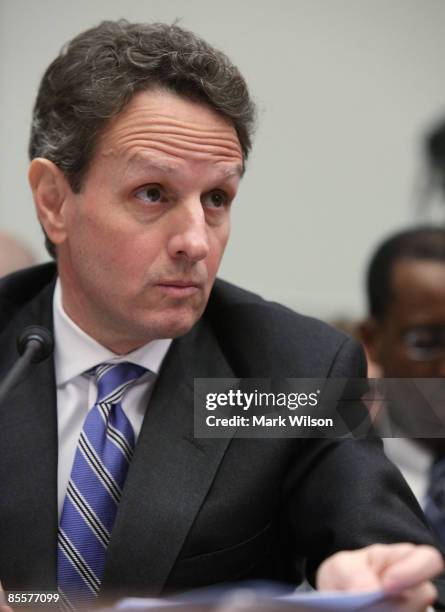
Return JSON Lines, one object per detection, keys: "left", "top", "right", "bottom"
{"left": 57, "top": 362, "right": 147, "bottom": 609}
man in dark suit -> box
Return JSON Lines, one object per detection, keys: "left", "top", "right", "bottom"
{"left": 0, "top": 19, "right": 442, "bottom": 611}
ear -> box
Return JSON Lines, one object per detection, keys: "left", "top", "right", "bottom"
{"left": 358, "top": 318, "right": 383, "bottom": 364}
{"left": 28, "top": 158, "right": 72, "bottom": 248}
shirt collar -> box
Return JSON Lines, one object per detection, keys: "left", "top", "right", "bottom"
{"left": 53, "top": 279, "right": 172, "bottom": 386}
{"left": 383, "top": 436, "right": 433, "bottom": 476}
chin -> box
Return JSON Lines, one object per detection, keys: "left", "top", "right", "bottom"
{"left": 145, "top": 308, "right": 203, "bottom": 340}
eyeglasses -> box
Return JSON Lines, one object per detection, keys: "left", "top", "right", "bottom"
{"left": 403, "top": 326, "right": 445, "bottom": 361}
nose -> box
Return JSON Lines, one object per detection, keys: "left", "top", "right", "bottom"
{"left": 167, "top": 200, "right": 210, "bottom": 263}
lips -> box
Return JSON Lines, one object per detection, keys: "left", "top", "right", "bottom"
{"left": 158, "top": 280, "right": 201, "bottom": 288}
{"left": 156, "top": 281, "right": 202, "bottom": 298}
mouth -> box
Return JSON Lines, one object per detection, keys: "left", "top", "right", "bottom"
{"left": 156, "top": 281, "right": 203, "bottom": 298}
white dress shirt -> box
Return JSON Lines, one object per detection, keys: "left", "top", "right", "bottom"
{"left": 53, "top": 280, "right": 172, "bottom": 517}
{"left": 382, "top": 437, "right": 433, "bottom": 508}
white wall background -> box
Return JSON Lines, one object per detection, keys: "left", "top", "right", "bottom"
{"left": 1, "top": 0, "right": 445, "bottom": 320}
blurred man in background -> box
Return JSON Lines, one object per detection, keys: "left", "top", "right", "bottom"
{"left": 0, "top": 230, "right": 35, "bottom": 277}
{"left": 425, "top": 119, "right": 445, "bottom": 205}
{"left": 360, "top": 226, "right": 445, "bottom": 553}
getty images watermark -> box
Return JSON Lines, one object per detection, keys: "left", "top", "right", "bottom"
{"left": 193, "top": 378, "right": 445, "bottom": 439}
{"left": 205, "top": 387, "right": 324, "bottom": 427}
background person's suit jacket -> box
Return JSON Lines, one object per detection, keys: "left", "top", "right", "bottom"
{"left": 0, "top": 263, "right": 437, "bottom": 600}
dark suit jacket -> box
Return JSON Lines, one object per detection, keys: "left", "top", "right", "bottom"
{"left": 0, "top": 263, "right": 437, "bottom": 599}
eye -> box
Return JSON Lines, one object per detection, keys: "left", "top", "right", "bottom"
{"left": 134, "top": 185, "right": 164, "bottom": 204}
{"left": 405, "top": 327, "right": 438, "bottom": 349}
{"left": 202, "top": 190, "right": 229, "bottom": 210}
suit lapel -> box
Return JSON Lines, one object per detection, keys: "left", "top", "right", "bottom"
{"left": 102, "top": 316, "right": 236, "bottom": 596}
{"left": 0, "top": 280, "right": 58, "bottom": 589}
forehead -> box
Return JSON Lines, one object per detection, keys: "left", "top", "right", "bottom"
{"left": 95, "top": 88, "right": 244, "bottom": 173}
{"left": 389, "top": 258, "right": 445, "bottom": 320}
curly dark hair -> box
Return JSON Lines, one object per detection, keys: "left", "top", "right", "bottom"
{"left": 29, "top": 20, "right": 256, "bottom": 256}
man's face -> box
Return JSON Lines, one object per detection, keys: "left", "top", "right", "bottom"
{"left": 364, "top": 258, "right": 445, "bottom": 378}
{"left": 54, "top": 89, "right": 243, "bottom": 353}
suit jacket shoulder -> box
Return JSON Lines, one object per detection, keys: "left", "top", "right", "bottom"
{"left": 206, "top": 278, "right": 366, "bottom": 378}
{"left": 0, "top": 262, "right": 56, "bottom": 332}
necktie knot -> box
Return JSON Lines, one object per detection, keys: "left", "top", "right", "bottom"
{"left": 91, "top": 362, "right": 147, "bottom": 406}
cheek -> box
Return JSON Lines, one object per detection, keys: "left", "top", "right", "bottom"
{"left": 77, "top": 207, "right": 164, "bottom": 271}
{"left": 401, "top": 361, "right": 440, "bottom": 377}
{"left": 103, "top": 235, "right": 166, "bottom": 283}
{"left": 206, "top": 227, "right": 230, "bottom": 275}
{"left": 70, "top": 226, "right": 161, "bottom": 296}
{"left": 380, "top": 344, "right": 431, "bottom": 377}
{"left": 375, "top": 336, "right": 404, "bottom": 373}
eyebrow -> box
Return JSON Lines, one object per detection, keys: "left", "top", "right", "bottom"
{"left": 220, "top": 165, "right": 244, "bottom": 179}
{"left": 127, "top": 155, "right": 177, "bottom": 174}
{"left": 126, "top": 153, "right": 244, "bottom": 179}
